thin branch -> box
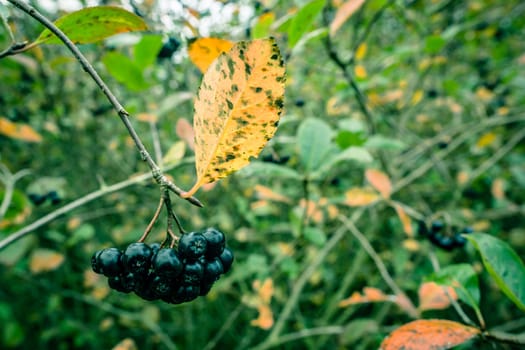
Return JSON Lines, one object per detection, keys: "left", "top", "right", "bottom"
{"left": 0, "top": 166, "right": 31, "bottom": 221}
{"left": 6, "top": 0, "right": 202, "bottom": 208}
{"left": 254, "top": 326, "right": 344, "bottom": 350}
{"left": 339, "top": 215, "right": 419, "bottom": 318}
{"left": 0, "top": 159, "right": 193, "bottom": 251}
{"left": 0, "top": 7, "right": 16, "bottom": 42}
{"left": 138, "top": 195, "right": 164, "bottom": 242}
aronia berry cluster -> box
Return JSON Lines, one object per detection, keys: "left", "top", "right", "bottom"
{"left": 418, "top": 220, "right": 473, "bottom": 251}
{"left": 91, "top": 228, "right": 233, "bottom": 304}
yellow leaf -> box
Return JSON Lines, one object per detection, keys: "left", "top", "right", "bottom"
{"left": 162, "top": 141, "right": 186, "bottom": 166}
{"left": 344, "top": 187, "right": 380, "bottom": 207}
{"left": 339, "top": 287, "right": 392, "bottom": 307}
{"left": 355, "top": 42, "right": 367, "bottom": 60}
{"left": 254, "top": 184, "right": 291, "bottom": 203}
{"left": 112, "top": 338, "right": 138, "bottom": 350}
{"left": 182, "top": 38, "right": 286, "bottom": 198}
{"left": 29, "top": 248, "right": 65, "bottom": 274}
{"left": 411, "top": 89, "right": 424, "bottom": 105}
{"left": 491, "top": 178, "right": 505, "bottom": 200}
{"left": 188, "top": 37, "right": 234, "bottom": 73}
{"left": 402, "top": 238, "right": 420, "bottom": 252}
{"left": 393, "top": 203, "right": 413, "bottom": 236}
{"left": 250, "top": 304, "right": 274, "bottom": 330}
{"left": 136, "top": 113, "right": 158, "bottom": 123}
{"left": 476, "top": 132, "right": 497, "bottom": 148}
{"left": 329, "top": 0, "right": 366, "bottom": 37}
{"left": 365, "top": 169, "right": 392, "bottom": 199}
{"left": 354, "top": 64, "right": 367, "bottom": 79}
{"left": 0, "top": 117, "right": 43, "bottom": 143}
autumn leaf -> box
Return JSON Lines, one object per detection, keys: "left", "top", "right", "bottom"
{"left": 176, "top": 118, "right": 195, "bottom": 150}
{"left": 330, "top": 0, "right": 366, "bottom": 37}
{"left": 344, "top": 187, "right": 380, "bottom": 207}
{"left": 418, "top": 282, "right": 457, "bottom": 311}
{"left": 188, "top": 37, "right": 234, "bottom": 73}
{"left": 0, "top": 117, "right": 42, "bottom": 143}
{"left": 254, "top": 184, "right": 291, "bottom": 203}
{"left": 339, "top": 287, "right": 392, "bottom": 307}
{"left": 35, "top": 6, "right": 147, "bottom": 45}
{"left": 380, "top": 319, "right": 480, "bottom": 350}
{"left": 182, "top": 38, "right": 286, "bottom": 198}
{"left": 29, "top": 248, "right": 65, "bottom": 274}
{"left": 365, "top": 169, "right": 392, "bottom": 198}
{"left": 393, "top": 203, "right": 413, "bottom": 236}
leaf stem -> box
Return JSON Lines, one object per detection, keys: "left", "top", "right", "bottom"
{"left": 138, "top": 195, "right": 164, "bottom": 243}
{"left": 5, "top": 0, "right": 202, "bottom": 208}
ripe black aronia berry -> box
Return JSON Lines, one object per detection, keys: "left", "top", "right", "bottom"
{"left": 178, "top": 232, "right": 208, "bottom": 261}
{"left": 219, "top": 248, "right": 234, "bottom": 273}
{"left": 202, "top": 228, "right": 226, "bottom": 259}
{"left": 154, "top": 248, "right": 183, "bottom": 277}
{"left": 122, "top": 242, "right": 153, "bottom": 274}
{"left": 182, "top": 261, "right": 204, "bottom": 285}
{"left": 93, "top": 247, "right": 123, "bottom": 277}
{"left": 203, "top": 258, "right": 224, "bottom": 284}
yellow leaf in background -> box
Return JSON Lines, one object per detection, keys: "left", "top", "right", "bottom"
{"left": 491, "top": 178, "right": 505, "bottom": 200}
{"left": 418, "top": 282, "right": 457, "bottom": 311}
{"left": 344, "top": 187, "right": 380, "bottom": 207}
{"left": 402, "top": 238, "right": 420, "bottom": 252}
{"left": 411, "top": 89, "right": 424, "bottom": 105}
{"left": 0, "top": 117, "right": 43, "bottom": 143}
{"left": 112, "top": 338, "right": 138, "bottom": 350}
{"left": 254, "top": 184, "right": 291, "bottom": 203}
{"left": 176, "top": 118, "right": 195, "bottom": 150}
{"left": 329, "top": 0, "right": 366, "bottom": 37}
{"left": 475, "top": 86, "right": 494, "bottom": 101}
{"left": 365, "top": 169, "right": 392, "bottom": 199}
{"left": 136, "top": 113, "right": 158, "bottom": 123}
{"left": 253, "top": 278, "right": 274, "bottom": 304}
{"left": 354, "top": 64, "right": 367, "bottom": 79}
{"left": 182, "top": 38, "right": 286, "bottom": 198}
{"left": 188, "top": 37, "right": 234, "bottom": 73}
{"left": 355, "top": 42, "right": 367, "bottom": 60}
{"left": 29, "top": 248, "right": 65, "bottom": 274}
{"left": 162, "top": 141, "right": 186, "bottom": 166}
{"left": 393, "top": 203, "right": 414, "bottom": 236}
{"left": 476, "top": 132, "right": 497, "bottom": 148}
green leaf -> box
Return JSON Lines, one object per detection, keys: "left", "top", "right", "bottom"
{"left": 427, "top": 264, "right": 481, "bottom": 312}
{"left": 288, "top": 0, "right": 326, "bottom": 48}
{"left": 297, "top": 118, "right": 334, "bottom": 173}
{"left": 252, "top": 12, "right": 275, "bottom": 39}
{"left": 102, "top": 51, "right": 148, "bottom": 91}
{"left": 66, "top": 224, "right": 95, "bottom": 247}
{"left": 466, "top": 233, "right": 525, "bottom": 311}
{"left": 35, "top": 6, "right": 147, "bottom": 45}
{"left": 311, "top": 146, "right": 372, "bottom": 180}
{"left": 364, "top": 135, "right": 407, "bottom": 151}
{"left": 304, "top": 227, "right": 327, "bottom": 247}
{"left": 0, "top": 235, "right": 35, "bottom": 266}
{"left": 238, "top": 162, "right": 302, "bottom": 180}
{"left": 336, "top": 130, "right": 366, "bottom": 148}
{"left": 424, "top": 34, "right": 446, "bottom": 54}
{"left": 134, "top": 35, "right": 163, "bottom": 68}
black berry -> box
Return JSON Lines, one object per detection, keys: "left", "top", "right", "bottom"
{"left": 203, "top": 258, "right": 224, "bottom": 284}
{"left": 97, "top": 248, "right": 123, "bottom": 277}
{"left": 122, "top": 242, "right": 153, "bottom": 274}
{"left": 178, "top": 232, "right": 208, "bottom": 261}
{"left": 182, "top": 261, "right": 204, "bottom": 285}
{"left": 153, "top": 248, "right": 183, "bottom": 277}
{"left": 202, "top": 228, "right": 225, "bottom": 259}
{"left": 219, "top": 248, "right": 234, "bottom": 273}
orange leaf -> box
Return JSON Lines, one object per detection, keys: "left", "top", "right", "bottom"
{"left": 354, "top": 64, "right": 367, "bottom": 79}
{"left": 491, "top": 178, "right": 505, "bottom": 200}
{"left": 329, "top": 0, "right": 366, "bottom": 37}
{"left": 339, "top": 287, "right": 391, "bottom": 307}
{"left": 250, "top": 304, "right": 274, "bottom": 330}
{"left": 254, "top": 184, "right": 291, "bottom": 203}
{"left": 418, "top": 282, "right": 457, "bottom": 311}
{"left": 344, "top": 187, "right": 380, "bottom": 207}
{"left": 365, "top": 169, "right": 392, "bottom": 198}
{"left": 188, "top": 37, "right": 234, "bottom": 73}
{"left": 176, "top": 118, "right": 195, "bottom": 150}
{"left": 182, "top": 38, "right": 286, "bottom": 198}
{"left": 253, "top": 278, "right": 274, "bottom": 304}
{"left": 393, "top": 203, "right": 413, "bottom": 236}
{"left": 380, "top": 319, "right": 480, "bottom": 350}
{"left": 0, "top": 117, "right": 43, "bottom": 143}
{"left": 29, "top": 248, "right": 65, "bottom": 274}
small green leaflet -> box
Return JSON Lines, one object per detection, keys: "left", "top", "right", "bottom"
{"left": 35, "top": 6, "right": 147, "bottom": 45}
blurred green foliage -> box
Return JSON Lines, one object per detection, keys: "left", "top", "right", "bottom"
{"left": 1, "top": 0, "right": 524, "bottom": 349}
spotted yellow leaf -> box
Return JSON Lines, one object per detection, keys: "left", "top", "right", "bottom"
{"left": 188, "top": 37, "right": 234, "bottom": 73}
{"left": 182, "top": 38, "right": 286, "bottom": 198}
